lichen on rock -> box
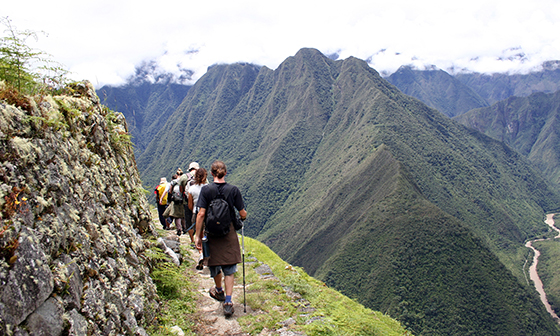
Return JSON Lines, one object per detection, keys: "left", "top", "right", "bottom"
{"left": 0, "top": 81, "right": 159, "bottom": 335}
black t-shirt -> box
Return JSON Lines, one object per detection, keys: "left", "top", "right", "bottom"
{"left": 197, "top": 182, "right": 244, "bottom": 213}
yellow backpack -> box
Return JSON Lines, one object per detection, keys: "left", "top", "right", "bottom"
{"left": 156, "top": 183, "right": 168, "bottom": 205}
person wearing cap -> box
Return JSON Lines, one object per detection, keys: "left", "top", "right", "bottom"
{"left": 154, "top": 177, "right": 169, "bottom": 229}
{"left": 179, "top": 162, "right": 200, "bottom": 245}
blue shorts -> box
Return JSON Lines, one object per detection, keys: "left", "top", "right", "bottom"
{"left": 209, "top": 264, "right": 237, "bottom": 278}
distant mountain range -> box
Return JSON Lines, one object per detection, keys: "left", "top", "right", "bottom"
{"left": 387, "top": 63, "right": 560, "bottom": 187}
{"left": 387, "top": 61, "right": 560, "bottom": 117}
{"left": 98, "top": 49, "right": 560, "bottom": 335}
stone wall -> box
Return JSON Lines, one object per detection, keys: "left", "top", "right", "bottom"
{"left": 0, "top": 81, "right": 159, "bottom": 335}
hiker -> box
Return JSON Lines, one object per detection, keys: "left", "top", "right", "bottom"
{"left": 195, "top": 160, "right": 247, "bottom": 317}
{"left": 179, "top": 162, "right": 199, "bottom": 242}
{"left": 161, "top": 173, "right": 186, "bottom": 236}
{"left": 188, "top": 167, "right": 208, "bottom": 267}
{"left": 154, "top": 177, "right": 169, "bottom": 229}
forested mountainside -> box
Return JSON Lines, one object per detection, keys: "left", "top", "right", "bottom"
{"left": 456, "top": 61, "right": 560, "bottom": 105}
{"left": 454, "top": 90, "right": 560, "bottom": 185}
{"left": 385, "top": 61, "right": 560, "bottom": 118}
{"left": 136, "top": 48, "right": 560, "bottom": 335}
{"left": 386, "top": 65, "right": 488, "bottom": 117}
{"left": 96, "top": 82, "right": 190, "bottom": 156}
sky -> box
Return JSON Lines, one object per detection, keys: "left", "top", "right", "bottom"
{"left": 3, "top": 0, "right": 560, "bottom": 88}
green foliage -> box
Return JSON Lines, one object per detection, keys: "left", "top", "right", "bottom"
{"left": 104, "top": 107, "right": 134, "bottom": 154}
{"left": 0, "top": 17, "right": 69, "bottom": 95}
{"left": 146, "top": 243, "right": 197, "bottom": 335}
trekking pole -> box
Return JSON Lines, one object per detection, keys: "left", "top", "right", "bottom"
{"left": 242, "top": 220, "right": 246, "bottom": 313}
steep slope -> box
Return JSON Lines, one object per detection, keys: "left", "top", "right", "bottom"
{"left": 455, "top": 90, "right": 560, "bottom": 185}
{"left": 455, "top": 61, "right": 560, "bottom": 105}
{"left": 137, "top": 48, "right": 560, "bottom": 335}
{"left": 386, "top": 65, "right": 488, "bottom": 117}
{"left": 97, "top": 82, "right": 190, "bottom": 156}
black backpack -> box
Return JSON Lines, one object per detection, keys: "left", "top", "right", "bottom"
{"left": 205, "top": 184, "right": 234, "bottom": 237}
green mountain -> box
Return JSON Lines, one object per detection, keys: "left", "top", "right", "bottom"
{"left": 137, "top": 48, "right": 560, "bottom": 335}
{"left": 454, "top": 90, "right": 560, "bottom": 185}
{"left": 455, "top": 61, "right": 560, "bottom": 105}
{"left": 97, "top": 82, "right": 190, "bottom": 156}
{"left": 386, "top": 65, "right": 488, "bottom": 117}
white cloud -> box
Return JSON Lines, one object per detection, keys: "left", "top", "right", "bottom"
{"left": 3, "top": 0, "right": 560, "bottom": 87}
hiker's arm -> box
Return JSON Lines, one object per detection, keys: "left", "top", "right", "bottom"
{"left": 239, "top": 209, "right": 247, "bottom": 221}
{"left": 160, "top": 190, "right": 167, "bottom": 204}
{"left": 195, "top": 208, "right": 206, "bottom": 250}
{"left": 160, "top": 184, "right": 170, "bottom": 203}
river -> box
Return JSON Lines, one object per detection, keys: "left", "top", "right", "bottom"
{"left": 524, "top": 213, "right": 560, "bottom": 323}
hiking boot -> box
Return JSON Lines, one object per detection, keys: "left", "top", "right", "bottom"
{"left": 209, "top": 287, "right": 225, "bottom": 301}
{"left": 223, "top": 302, "right": 234, "bottom": 317}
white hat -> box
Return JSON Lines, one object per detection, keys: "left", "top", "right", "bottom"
{"left": 160, "top": 177, "right": 167, "bottom": 184}
{"left": 188, "top": 162, "right": 200, "bottom": 171}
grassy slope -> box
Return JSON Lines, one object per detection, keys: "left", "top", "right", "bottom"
{"left": 241, "top": 235, "right": 410, "bottom": 335}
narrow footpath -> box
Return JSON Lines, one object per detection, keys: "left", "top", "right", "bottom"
{"left": 524, "top": 214, "right": 560, "bottom": 324}
{"left": 180, "top": 233, "right": 251, "bottom": 336}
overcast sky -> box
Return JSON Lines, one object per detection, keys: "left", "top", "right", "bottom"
{"left": 3, "top": 0, "right": 560, "bottom": 88}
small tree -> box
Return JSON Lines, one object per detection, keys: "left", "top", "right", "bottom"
{"left": 0, "top": 17, "right": 69, "bottom": 94}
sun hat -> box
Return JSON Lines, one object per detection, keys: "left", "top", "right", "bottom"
{"left": 160, "top": 177, "right": 167, "bottom": 184}
{"left": 188, "top": 162, "right": 200, "bottom": 171}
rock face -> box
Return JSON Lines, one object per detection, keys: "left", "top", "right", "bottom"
{"left": 0, "top": 81, "right": 158, "bottom": 335}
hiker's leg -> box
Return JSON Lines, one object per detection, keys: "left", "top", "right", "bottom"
{"left": 188, "top": 229, "right": 195, "bottom": 243}
{"left": 157, "top": 204, "right": 165, "bottom": 228}
{"left": 222, "top": 264, "right": 237, "bottom": 298}
{"left": 224, "top": 274, "right": 234, "bottom": 297}
{"left": 175, "top": 217, "right": 183, "bottom": 235}
{"left": 213, "top": 270, "right": 223, "bottom": 288}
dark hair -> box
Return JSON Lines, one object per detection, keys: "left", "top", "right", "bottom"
{"left": 194, "top": 167, "right": 207, "bottom": 185}
{"left": 211, "top": 160, "right": 227, "bottom": 179}
{"left": 172, "top": 174, "right": 178, "bottom": 180}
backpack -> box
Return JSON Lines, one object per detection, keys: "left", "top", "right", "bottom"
{"left": 170, "top": 180, "right": 183, "bottom": 202}
{"left": 204, "top": 184, "right": 234, "bottom": 237}
{"left": 155, "top": 184, "right": 168, "bottom": 205}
